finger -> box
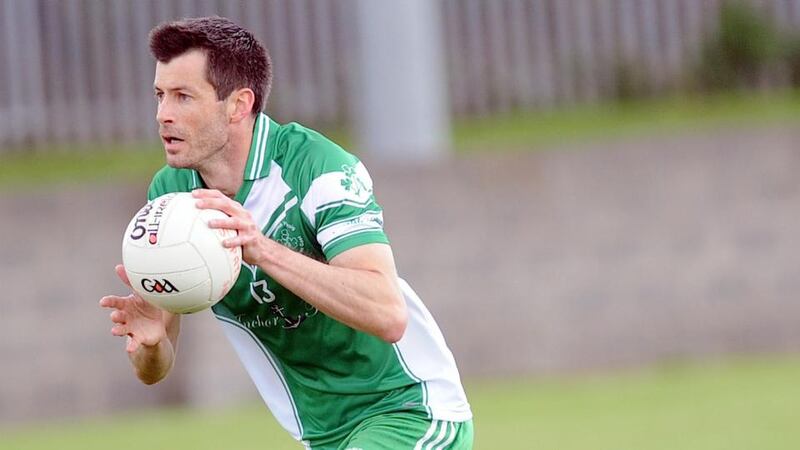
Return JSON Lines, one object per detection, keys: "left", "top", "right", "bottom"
{"left": 110, "top": 310, "right": 126, "bottom": 324}
{"left": 223, "top": 232, "right": 256, "bottom": 248}
{"left": 195, "top": 197, "right": 238, "bottom": 215}
{"left": 100, "top": 295, "right": 129, "bottom": 309}
{"left": 126, "top": 336, "right": 140, "bottom": 353}
{"left": 115, "top": 264, "right": 132, "bottom": 288}
{"left": 191, "top": 189, "right": 224, "bottom": 199}
{"left": 225, "top": 236, "right": 246, "bottom": 248}
{"left": 208, "top": 217, "right": 243, "bottom": 230}
{"left": 111, "top": 324, "right": 128, "bottom": 337}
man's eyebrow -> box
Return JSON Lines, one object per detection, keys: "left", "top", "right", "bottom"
{"left": 153, "top": 85, "right": 195, "bottom": 93}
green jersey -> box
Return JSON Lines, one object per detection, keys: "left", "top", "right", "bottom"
{"left": 147, "top": 113, "right": 471, "bottom": 447}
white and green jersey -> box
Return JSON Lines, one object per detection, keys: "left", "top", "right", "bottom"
{"left": 147, "top": 113, "right": 471, "bottom": 446}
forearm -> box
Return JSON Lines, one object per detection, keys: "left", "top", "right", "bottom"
{"left": 129, "top": 311, "right": 179, "bottom": 385}
{"left": 255, "top": 240, "right": 406, "bottom": 342}
{"left": 128, "top": 338, "right": 176, "bottom": 385}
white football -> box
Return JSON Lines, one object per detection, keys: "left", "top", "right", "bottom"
{"left": 122, "top": 192, "right": 242, "bottom": 314}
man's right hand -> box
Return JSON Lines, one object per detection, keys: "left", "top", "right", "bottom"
{"left": 99, "top": 264, "right": 168, "bottom": 353}
{"left": 100, "top": 264, "right": 180, "bottom": 384}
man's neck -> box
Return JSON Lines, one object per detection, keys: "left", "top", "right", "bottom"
{"left": 196, "top": 116, "right": 257, "bottom": 198}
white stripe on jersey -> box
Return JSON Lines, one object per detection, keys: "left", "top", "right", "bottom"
{"left": 249, "top": 115, "right": 267, "bottom": 179}
{"left": 254, "top": 115, "right": 270, "bottom": 177}
{"left": 317, "top": 211, "right": 384, "bottom": 250}
{"left": 266, "top": 195, "right": 298, "bottom": 237}
{"left": 216, "top": 315, "right": 304, "bottom": 440}
{"left": 395, "top": 279, "right": 473, "bottom": 423}
{"left": 299, "top": 162, "right": 373, "bottom": 228}
{"left": 243, "top": 161, "right": 292, "bottom": 232}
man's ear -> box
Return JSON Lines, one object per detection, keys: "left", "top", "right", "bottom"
{"left": 228, "top": 88, "right": 256, "bottom": 123}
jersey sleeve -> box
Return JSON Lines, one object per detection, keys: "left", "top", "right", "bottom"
{"left": 294, "top": 135, "right": 389, "bottom": 261}
{"left": 147, "top": 166, "right": 197, "bottom": 201}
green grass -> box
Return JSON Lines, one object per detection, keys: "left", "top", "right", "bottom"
{"left": 453, "top": 90, "right": 800, "bottom": 151}
{"left": 0, "top": 141, "right": 164, "bottom": 191}
{"left": 2, "top": 91, "right": 800, "bottom": 191}
{"left": 3, "top": 356, "right": 800, "bottom": 450}
{"left": 469, "top": 357, "right": 800, "bottom": 450}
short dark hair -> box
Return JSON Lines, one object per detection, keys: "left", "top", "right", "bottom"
{"left": 149, "top": 16, "right": 271, "bottom": 115}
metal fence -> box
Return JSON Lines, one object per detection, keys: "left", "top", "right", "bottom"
{"left": 2, "top": 0, "right": 800, "bottom": 149}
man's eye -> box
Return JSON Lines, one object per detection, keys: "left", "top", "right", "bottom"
{"left": 179, "top": 93, "right": 191, "bottom": 102}
{"left": 154, "top": 92, "right": 164, "bottom": 102}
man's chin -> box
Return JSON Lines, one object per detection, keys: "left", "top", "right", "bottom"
{"left": 164, "top": 153, "right": 192, "bottom": 169}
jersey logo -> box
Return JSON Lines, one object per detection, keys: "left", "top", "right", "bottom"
{"left": 276, "top": 223, "right": 306, "bottom": 253}
{"left": 340, "top": 164, "right": 369, "bottom": 196}
{"left": 269, "top": 304, "right": 307, "bottom": 329}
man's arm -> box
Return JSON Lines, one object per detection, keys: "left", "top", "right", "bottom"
{"left": 100, "top": 264, "right": 182, "bottom": 385}
{"left": 194, "top": 189, "right": 407, "bottom": 343}
{"left": 259, "top": 241, "right": 407, "bottom": 342}
{"left": 127, "top": 311, "right": 181, "bottom": 385}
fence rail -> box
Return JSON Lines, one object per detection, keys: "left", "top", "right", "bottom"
{"left": 1, "top": 0, "right": 800, "bottom": 150}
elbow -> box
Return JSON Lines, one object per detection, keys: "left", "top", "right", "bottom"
{"left": 136, "top": 368, "right": 169, "bottom": 385}
{"left": 380, "top": 303, "right": 408, "bottom": 344}
{"left": 138, "top": 373, "right": 164, "bottom": 386}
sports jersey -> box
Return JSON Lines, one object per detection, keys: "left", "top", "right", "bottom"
{"left": 147, "top": 113, "right": 471, "bottom": 447}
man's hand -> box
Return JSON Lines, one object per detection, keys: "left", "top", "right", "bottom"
{"left": 99, "top": 264, "right": 168, "bottom": 353}
{"left": 192, "top": 189, "right": 266, "bottom": 265}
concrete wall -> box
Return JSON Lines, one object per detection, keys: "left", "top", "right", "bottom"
{"left": 2, "top": 125, "right": 799, "bottom": 422}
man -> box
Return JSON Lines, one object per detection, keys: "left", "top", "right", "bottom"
{"left": 100, "top": 16, "right": 472, "bottom": 450}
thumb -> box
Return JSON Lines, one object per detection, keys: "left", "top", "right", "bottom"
{"left": 115, "top": 264, "right": 133, "bottom": 289}
{"left": 126, "top": 336, "right": 140, "bottom": 353}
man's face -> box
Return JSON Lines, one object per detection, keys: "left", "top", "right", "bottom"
{"left": 153, "top": 50, "right": 229, "bottom": 169}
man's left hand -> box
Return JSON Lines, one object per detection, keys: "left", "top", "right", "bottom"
{"left": 192, "top": 189, "right": 269, "bottom": 265}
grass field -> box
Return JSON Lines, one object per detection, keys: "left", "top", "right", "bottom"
{"left": 2, "top": 91, "right": 800, "bottom": 190}
{"left": 452, "top": 90, "right": 800, "bottom": 151}
{"left": 3, "top": 356, "right": 799, "bottom": 450}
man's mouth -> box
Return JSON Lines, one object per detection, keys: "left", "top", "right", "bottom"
{"left": 162, "top": 136, "right": 184, "bottom": 144}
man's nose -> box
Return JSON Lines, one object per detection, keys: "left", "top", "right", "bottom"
{"left": 156, "top": 100, "right": 174, "bottom": 124}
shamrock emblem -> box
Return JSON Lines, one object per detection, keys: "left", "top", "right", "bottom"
{"left": 340, "top": 164, "right": 368, "bottom": 196}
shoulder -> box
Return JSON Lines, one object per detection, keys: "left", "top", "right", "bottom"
{"left": 272, "top": 122, "right": 366, "bottom": 195}
{"left": 274, "top": 122, "right": 359, "bottom": 172}
{"left": 147, "top": 165, "right": 197, "bottom": 200}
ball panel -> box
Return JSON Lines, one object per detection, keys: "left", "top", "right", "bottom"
{"left": 122, "top": 242, "right": 205, "bottom": 274}
{"left": 126, "top": 263, "right": 210, "bottom": 291}
{"left": 122, "top": 193, "right": 186, "bottom": 248}
{"left": 121, "top": 192, "right": 243, "bottom": 314}
{"left": 190, "top": 208, "right": 243, "bottom": 302}
{"left": 135, "top": 278, "right": 213, "bottom": 314}
{"left": 157, "top": 194, "right": 202, "bottom": 246}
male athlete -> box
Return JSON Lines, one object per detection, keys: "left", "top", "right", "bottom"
{"left": 99, "top": 16, "right": 472, "bottom": 450}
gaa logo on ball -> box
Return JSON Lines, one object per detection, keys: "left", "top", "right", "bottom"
{"left": 140, "top": 278, "right": 180, "bottom": 294}
{"left": 122, "top": 192, "right": 242, "bottom": 314}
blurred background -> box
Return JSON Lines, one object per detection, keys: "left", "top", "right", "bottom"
{"left": 2, "top": 0, "right": 800, "bottom": 449}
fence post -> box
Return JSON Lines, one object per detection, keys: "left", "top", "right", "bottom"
{"left": 353, "top": 0, "right": 450, "bottom": 162}
{"left": 3, "top": 0, "right": 26, "bottom": 145}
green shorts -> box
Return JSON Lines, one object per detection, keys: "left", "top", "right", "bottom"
{"left": 312, "top": 411, "right": 473, "bottom": 450}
